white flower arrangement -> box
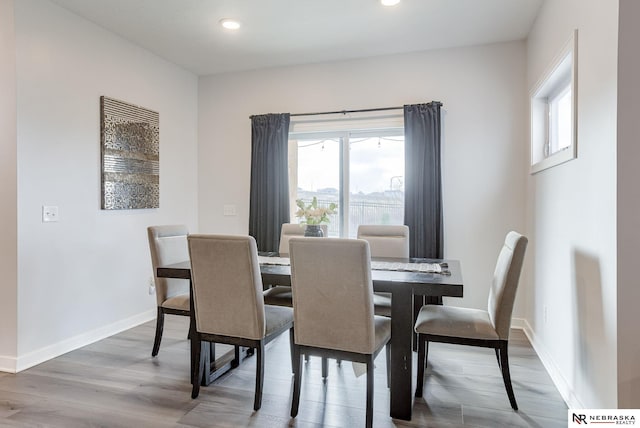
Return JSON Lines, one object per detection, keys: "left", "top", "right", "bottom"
{"left": 295, "top": 197, "right": 337, "bottom": 225}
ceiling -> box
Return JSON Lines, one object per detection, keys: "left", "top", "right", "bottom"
{"left": 49, "top": 0, "right": 543, "bottom": 76}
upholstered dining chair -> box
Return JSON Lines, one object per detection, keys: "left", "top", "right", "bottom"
{"left": 187, "top": 234, "right": 294, "bottom": 410}
{"left": 289, "top": 237, "right": 391, "bottom": 428}
{"left": 279, "top": 223, "right": 328, "bottom": 256}
{"left": 263, "top": 223, "right": 327, "bottom": 307}
{"left": 147, "top": 225, "right": 191, "bottom": 357}
{"left": 414, "top": 231, "right": 528, "bottom": 410}
{"left": 357, "top": 224, "right": 410, "bottom": 317}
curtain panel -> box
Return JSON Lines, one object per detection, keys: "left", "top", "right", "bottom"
{"left": 404, "top": 102, "right": 443, "bottom": 309}
{"left": 403, "top": 102, "right": 443, "bottom": 259}
{"left": 249, "top": 113, "right": 291, "bottom": 252}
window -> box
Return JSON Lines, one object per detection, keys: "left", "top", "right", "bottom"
{"left": 530, "top": 29, "right": 577, "bottom": 174}
{"left": 288, "top": 116, "right": 404, "bottom": 237}
{"left": 548, "top": 84, "right": 572, "bottom": 155}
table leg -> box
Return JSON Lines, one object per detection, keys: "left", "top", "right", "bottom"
{"left": 389, "top": 287, "right": 413, "bottom": 420}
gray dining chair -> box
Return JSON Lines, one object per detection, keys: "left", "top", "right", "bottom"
{"left": 289, "top": 237, "right": 391, "bottom": 428}
{"left": 280, "top": 223, "right": 328, "bottom": 256}
{"left": 414, "top": 231, "right": 528, "bottom": 410}
{"left": 357, "top": 224, "right": 410, "bottom": 317}
{"left": 263, "top": 223, "right": 327, "bottom": 307}
{"left": 147, "top": 225, "right": 191, "bottom": 357}
{"left": 188, "top": 234, "right": 294, "bottom": 410}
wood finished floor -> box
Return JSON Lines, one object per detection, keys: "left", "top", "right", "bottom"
{"left": 0, "top": 317, "right": 567, "bottom": 427}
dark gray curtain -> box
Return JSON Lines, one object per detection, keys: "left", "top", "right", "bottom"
{"left": 403, "top": 102, "right": 443, "bottom": 259}
{"left": 404, "top": 102, "right": 443, "bottom": 310}
{"left": 249, "top": 113, "right": 291, "bottom": 252}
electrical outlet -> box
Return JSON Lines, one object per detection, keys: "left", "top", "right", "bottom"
{"left": 148, "top": 277, "right": 155, "bottom": 295}
{"left": 42, "top": 205, "right": 59, "bottom": 222}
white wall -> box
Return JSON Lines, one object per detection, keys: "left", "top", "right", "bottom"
{"left": 617, "top": 0, "right": 640, "bottom": 409}
{"left": 525, "top": 0, "right": 618, "bottom": 408}
{"left": 198, "top": 42, "right": 528, "bottom": 314}
{"left": 12, "top": 0, "right": 199, "bottom": 370}
{"left": 0, "top": 0, "right": 19, "bottom": 371}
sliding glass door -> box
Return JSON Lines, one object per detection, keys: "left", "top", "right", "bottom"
{"left": 289, "top": 129, "right": 404, "bottom": 237}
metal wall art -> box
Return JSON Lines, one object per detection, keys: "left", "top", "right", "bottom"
{"left": 100, "top": 96, "right": 159, "bottom": 210}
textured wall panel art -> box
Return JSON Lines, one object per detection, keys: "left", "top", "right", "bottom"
{"left": 100, "top": 96, "right": 159, "bottom": 210}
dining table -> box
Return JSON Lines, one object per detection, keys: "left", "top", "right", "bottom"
{"left": 157, "top": 255, "right": 463, "bottom": 421}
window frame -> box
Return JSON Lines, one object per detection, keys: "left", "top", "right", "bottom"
{"left": 530, "top": 29, "right": 578, "bottom": 174}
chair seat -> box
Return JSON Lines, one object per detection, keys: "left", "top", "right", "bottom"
{"left": 414, "top": 305, "right": 499, "bottom": 341}
{"left": 161, "top": 294, "right": 190, "bottom": 311}
{"left": 265, "top": 305, "right": 294, "bottom": 335}
{"left": 263, "top": 286, "right": 293, "bottom": 307}
{"left": 373, "top": 292, "right": 392, "bottom": 317}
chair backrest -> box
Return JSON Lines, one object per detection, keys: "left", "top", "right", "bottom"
{"left": 357, "top": 225, "right": 410, "bottom": 259}
{"left": 289, "top": 237, "right": 376, "bottom": 354}
{"left": 488, "top": 231, "right": 528, "bottom": 340}
{"left": 188, "top": 234, "right": 266, "bottom": 340}
{"left": 279, "top": 223, "right": 328, "bottom": 256}
{"left": 147, "top": 225, "right": 190, "bottom": 306}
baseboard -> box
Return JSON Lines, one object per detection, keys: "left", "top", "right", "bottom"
{"left": 519, "top": 318, "right": 585, "bottom": 409}
{"left": 0, "top": 355, "right": 17, "bottom": 373}
{"left": 510, "top": 317, "right": 527, "bottom": 330}
{"left": 14, "top": 309, "right": 156, "bottom": 372}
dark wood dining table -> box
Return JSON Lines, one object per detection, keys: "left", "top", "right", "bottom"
{"left": 157, "top": 256, "right": 463, "bottom": 421}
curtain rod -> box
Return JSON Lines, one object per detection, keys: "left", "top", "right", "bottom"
{"left": 249, "top": 102, "right": 442, "bottom": 119}
{"left": 290, "top": 106, "right": 402, "bottom": 117}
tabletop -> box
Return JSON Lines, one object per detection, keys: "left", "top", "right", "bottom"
{"left": 158, "top": 257, "right": 463, "bottom": 298}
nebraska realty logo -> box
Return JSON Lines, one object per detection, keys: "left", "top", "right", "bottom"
{"left": 569, "top": 409, "right": 639, "bottom": 425}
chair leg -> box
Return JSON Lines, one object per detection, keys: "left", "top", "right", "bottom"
{"left": 321, "top": 357, "right": 328, "bottom": 380}
{"left": 498, "top": 341, "right": 518, "bottom": 411}
{"left": 415, "top": 335, "right": 426, "bottom": 397}
{"left": 412, "top": 296, "right": 423, "bottom": 351}
{"left": 232, "top": 345, "right": 240, "bottom": 368}
{"left": 191, "top": 335, "right": 203, "bottom": 399}
{"left": 494, "top": 348, "right": 501, "bottom": 368}
{"left": 209, "top": 342, "right": 216, "bottom": 362}
{"left": 425, "top": 340, "right": 429, "bottom": 368}
{"left": 385, "top": 341, "right": 391, "bottom": 388}
{"left": 200, "top": 341, "right": 210, "bottom": 387}
{"left": 254, "top": 341, "right": 265, "bottom": 411}
{"left": 151, "top": 307, "right": 164, "bottom": 357}
{"left": 289, "top": 328, "right": 295, "bottom": 374}
{"left": 291, "top": 345, "right": 302, "bottom": 418}
{"left": 365, "top": 356, "right": 374, "bottom": 428}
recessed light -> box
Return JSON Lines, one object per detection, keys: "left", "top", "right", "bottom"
{"left": 381, "top": 0, "right": 400, "bottom": 6}
{"left": 220, "top": 18, "right": 241, "bottom": 30}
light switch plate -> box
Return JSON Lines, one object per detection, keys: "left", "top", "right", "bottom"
{"left": 223, "top": 204, "right": 237, "bottom": 216}
{"left": 42, "top": 205, "right": 59, "bottom": 222}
